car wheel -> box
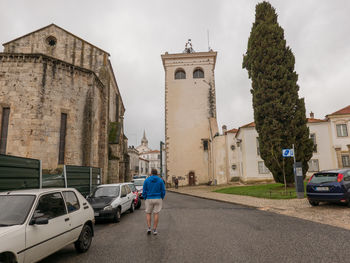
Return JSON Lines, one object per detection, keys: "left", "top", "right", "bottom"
{"left": 309, "top": 200, "right": 319, "bottom": 206}
{"left": 129, "top": 201, "right": 135, "bottom": 213}
{"left": 136, "top": 199, "right": 141, "bottom": 209}
{"left": 74, "top": 224, "right": 93, "bottom": 253}
{"left": 113, "top": 207, "right": 121, "bottom": 223}
{"left": 0, "top": 252, "right": 16, "bottom": 263}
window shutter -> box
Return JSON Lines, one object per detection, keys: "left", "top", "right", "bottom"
{"left": 0, "top": 108, "right": 10, "bottom": 154}
{"left": 58, "top": 113, "right": 67, "bottom": 164}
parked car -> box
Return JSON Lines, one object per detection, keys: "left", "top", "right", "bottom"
{"left": 126, "top": 183, "right": 141, "bottom": 209}
{"left": 86, "top": 183, "right": 136, "bottom": 222}
{"left": 0, "top": 188, "right": 94, "bottom": 263}
{"left": 133, "top": 175, "right": 147, "bottom": 180}
{"left": 306, "top": 168, "right": 350, "bottom": 206}
{"left": 132, "top": 178, "right": 146, "bottom": 199}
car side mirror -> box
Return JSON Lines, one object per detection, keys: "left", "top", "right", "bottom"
{"left": 30, "top": 217, "right": 49, "bottom": 225}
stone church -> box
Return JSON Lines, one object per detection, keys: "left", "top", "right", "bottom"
{"left": 0, "top": 24, "right": 129, "bottom": 183}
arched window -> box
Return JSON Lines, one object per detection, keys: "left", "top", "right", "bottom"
{"left": 175, "top": 69, "right": 186, "bottom": 79}
{"left": 193, "top": 68, "right": 204, "bottom": 78}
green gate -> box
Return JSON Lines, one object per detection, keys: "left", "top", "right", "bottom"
{"left": 0, "top": 154, "right": 41, "bottom": 192}
{"left": 0, "top": 154, "right": 101, "bottom": 195}
{"left": 64, "top": 165, "right": 101, "bottom": 197}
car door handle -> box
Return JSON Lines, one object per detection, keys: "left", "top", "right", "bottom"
{"left": 65, "top": 218, "right": 70, "bottom": 222}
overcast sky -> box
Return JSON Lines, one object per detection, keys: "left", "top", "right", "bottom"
{"left": 1, "top": 0, "right": 349, "bottom": 149}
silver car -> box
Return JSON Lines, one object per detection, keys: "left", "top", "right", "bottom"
{"left": 86, "top": 183, "right": 136, "bottom": 222}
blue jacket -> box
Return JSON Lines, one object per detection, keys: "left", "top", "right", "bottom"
{"left": 142, "top": 175, "right": 166, "bottom": 200}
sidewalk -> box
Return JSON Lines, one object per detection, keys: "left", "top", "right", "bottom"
{"left": 168, "top": 184, "right": 350, "bottom": 231}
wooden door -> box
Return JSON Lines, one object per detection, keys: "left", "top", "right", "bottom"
{"left": 189, "top": 172, "right": 195, "bottom": 186}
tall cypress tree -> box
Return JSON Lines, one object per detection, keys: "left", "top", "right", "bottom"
{"left": 242, "top": 1, "right": 313, "bottom": 184}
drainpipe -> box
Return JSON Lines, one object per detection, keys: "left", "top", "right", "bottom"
{"left": 203, "top": 79, "right": 216, "bottom": 184}
{"left": 208, "top": 118, "right": 215, "bottom": 183}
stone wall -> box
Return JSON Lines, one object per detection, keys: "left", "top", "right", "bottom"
{"left": 3, "top": 24, "right": 106, "bottom": 73}
{"left": 108, "top": 142, "right": 129, "bottom": 183}
{"left": 3, "top": 24, "right": 125, "bottom": 125}
{"left": 0, "top": 53, "right": 107, "bottom": 174}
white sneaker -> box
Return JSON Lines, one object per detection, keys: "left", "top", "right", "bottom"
{"left": 153, "top": 229, "right": 158, "bottom": 235}
{"left": 147, "top": 228, "right": 151, "bottom": 235}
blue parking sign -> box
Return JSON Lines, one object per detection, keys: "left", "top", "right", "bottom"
{"left": 282, "top": 149, "right": 294, "bottom": 157}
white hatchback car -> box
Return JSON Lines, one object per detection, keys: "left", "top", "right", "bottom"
{"left": 0, "top": 188, "right": 95, "bottom": 263}
{"left": 86, "top": 183, "right": 136, "bottom": 222}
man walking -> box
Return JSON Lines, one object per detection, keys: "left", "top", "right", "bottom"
{"left": 142, "top": 169, "right": 166, "bottom": 235}
{"left": 174, "top": 177, "right": 179, "bottom": 189}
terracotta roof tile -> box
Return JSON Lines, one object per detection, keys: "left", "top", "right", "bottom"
{"left": 328, "top": 105, "right": 350, "bottom": 116}
{"left": 235, "top": 118, "right": 326, "bottom": 137}
{"left": 306, "top": 118, "right": 327, "bottom": 123}
{"left": 240, "top": 122, "right": 255, "bottom": 128}
{"left": 225, "top": 128, "right": 238, "bottom": 134}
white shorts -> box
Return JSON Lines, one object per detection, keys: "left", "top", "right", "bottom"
{"left": 145, "top": 199, "right": 163, "bottom": 214}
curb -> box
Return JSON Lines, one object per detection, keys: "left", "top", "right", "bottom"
{"left": 167, "top": 189, "right": 260, "bottom": 209}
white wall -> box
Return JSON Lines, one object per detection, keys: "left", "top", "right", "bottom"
{"left": 225, "top": 132, "right": 239, "bottom": 179}
{"left": 236, "top": 128, "right": 273, "bottom": 183}
{"left": 329, "top": 115, "right": 350, "bottom": 152}
{"left": 308, "top": 122, "right": 335, "bottom": 175}
{"left": 213, "top": 135, "right": 228, "bottom": 185}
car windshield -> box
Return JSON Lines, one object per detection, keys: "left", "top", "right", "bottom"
{"left": 310, "top": 173, "right": 338, "bottom": 184}
{"left": 0, "top": 195, "right": 36, "bottom": 226}
{"left": 92, "top": 186, "right": 120, "bottom": 197}
{"left": 133, "top": 180, "right": 145, "bottom": 186}
{"left": 128, "top": 184, "right": 137, "bottom": 192}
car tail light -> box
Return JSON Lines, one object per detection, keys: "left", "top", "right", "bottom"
{"left": 337, "top": 173, "right": 344, "bottom": 182}
{"left": 308, "top": 175, "right": 314, "bottom": 183}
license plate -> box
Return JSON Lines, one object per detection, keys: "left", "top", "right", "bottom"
{"left": 94, "top": 212, "right": 99, "bottom": 217}
{"left": 316, "top": 187, "right": 329, "bottom": 191}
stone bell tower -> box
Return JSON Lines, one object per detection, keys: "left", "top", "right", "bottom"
{"left": 161, "top": 41, "right": 218, "bottom": 186}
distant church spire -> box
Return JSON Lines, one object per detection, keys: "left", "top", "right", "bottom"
{"left": 141, "top": 130, "right": 148, "bottom": 146}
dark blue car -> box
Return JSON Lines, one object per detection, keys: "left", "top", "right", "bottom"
{"left": 306, "top": 168, "right": 350, "bottom": 206}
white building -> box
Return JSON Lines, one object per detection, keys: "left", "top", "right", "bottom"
{"left": 140, "top": 150, "right": 161, "bottom": 175}
{"left": 326, "top": 106, "right": 350, "bottom": 168}
{"left": 136, "top": 131, "right": 152, "bottom": 154}
{"left": 227, "top": 106, "right": 350, "bottom": 183}
{"left": 131, "top": 131, "right": 162, "bottom": 176}
{"left": 139, "top": 158, "right": 149, "bottom": 175}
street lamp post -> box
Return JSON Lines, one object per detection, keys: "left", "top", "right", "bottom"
{"left": 160, "top": 141, "right": 164, "bottom": 179}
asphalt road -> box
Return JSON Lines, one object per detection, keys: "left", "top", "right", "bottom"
{"left": 40, "top": 192, "right": 350, "bottom": 263}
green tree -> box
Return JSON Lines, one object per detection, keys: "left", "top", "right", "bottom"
{"left": 242, "top": 1, "right": 313, "bottom": 184}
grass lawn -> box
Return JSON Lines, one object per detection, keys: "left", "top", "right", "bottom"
{"left": 214, "top": 182, "right": 307, "bottom": 199}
